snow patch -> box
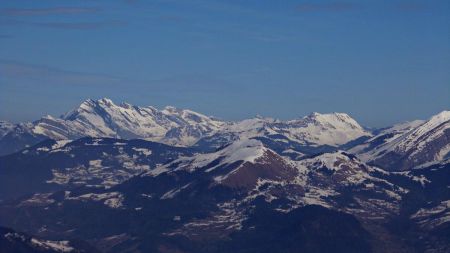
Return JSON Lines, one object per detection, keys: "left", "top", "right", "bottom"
{"left": 31, "top": 238, "right": 74, "bottom": 252}
{"left": 66, "top": 192, "right": 124, "bottom": 208}
{"left": 132, "top": 147, "right": 152, "bottom": 156}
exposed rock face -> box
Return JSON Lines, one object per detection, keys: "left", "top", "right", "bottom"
{"left": 219, "top": 150, "right": 297, "bottom": 190}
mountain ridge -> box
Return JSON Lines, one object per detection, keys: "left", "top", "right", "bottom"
{"left": 351, "top": 110, "right": 450, "bottom": 171}
{"left": 0, "top": 98, "right": 371, "bottom": 155}
{"left": 2, "top": 135, "right": 448, "bottom": 252}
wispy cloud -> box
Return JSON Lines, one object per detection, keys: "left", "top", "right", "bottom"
{"left": 0, "top": 7, "right": 100, "bottom": 16}
{"left": 295, "top": 2, "right": 358, "bottom": 12}
{"left": 0, "top": 19, "right": 125, "bottom": 30}
{"left": 0, "top": 60, "right": 238, "bottom": 94}
{"left": 0, "top": 6, "right": 117, "bottom": 30}
{"left": 34, "top": 21, "right": 125, "bottom": 30}
{"left": 0, "top": 60, "right": 122, "bottom": 86}
{"left": 295, "top": 2, "right": 434, "bottom": 13}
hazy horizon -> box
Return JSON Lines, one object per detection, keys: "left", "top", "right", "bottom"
{"left": 1, "top": 96, "right": 448, "bottom": 130}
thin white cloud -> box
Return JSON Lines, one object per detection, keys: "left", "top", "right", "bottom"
{"left": 0, "top": 7, "right": 100, "bottom": 16}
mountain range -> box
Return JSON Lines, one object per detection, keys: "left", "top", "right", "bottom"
{"left": 0, "top": 98, "right": 449, "bottom": 253}
{"left": 0, "top": 98, "right": 371, "bottom": 155}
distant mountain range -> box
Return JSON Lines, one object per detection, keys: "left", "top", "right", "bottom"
{"left": 0, "top": 98, "right": 370, "bottom": 155}
{"left": 0, "top": 98, "right": 449, "bottom": 253}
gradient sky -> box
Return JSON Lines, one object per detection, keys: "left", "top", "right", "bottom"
{"left": 0, "top": 0, "right": 449, "bottom": 127}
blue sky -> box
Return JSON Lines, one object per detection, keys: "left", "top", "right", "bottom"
{"left": 0, "top": 0, "right": 449, "bottom": 127}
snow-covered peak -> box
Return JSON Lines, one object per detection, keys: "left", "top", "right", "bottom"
{"left": 302, "top": 112, "right": 363, "bottom": 130}
{"left": 301, "top": 151, "right": 364, "bottom": 171}
{"left": 149, "top": 138, "right": 269, "bottom": 176}
{"left": 212, "top": 138, "right": 268, "bottom": 166}
{"left": 296, "top": 151, "right": 398, "bottom": 191}
{"left": 349, "top": 119, "right": 425, "bottom": 155}
{"left": 120, "top": 102, "right": 134, "bottom": 109}
{"left": 82, "top": 97, "right": 111, "bottom": 108}
{"left": 419, "top": 110, "right": 450, "bottom": 131}
{"left": 97, "top": 97, "right": 114, "bottom": 106}
{"left": 279, "top": 112, "right": 370, "bottom": 146}
{"left": 63, "top": 99, "right": 100, "bottom": 120}
{"left": 158, "top": 106, "right": 226, "bottom": 146}
{"left": 1, "top": 99, "right": 372, "bottom": 154}
{"left": 352, "top": 110, "right": 450, "bottom": 170}
{"left": 162, "top": 105, "right": 179, "bottom": 113}
{"left": 188, "top": 138, "right": 268, "bottom": 170}
{"left": 226, "top": 117, "right": 274, "bottom": 133}
{"left": 390, "top": 111, "right": 450, "bottom": 152}
{"left": 64, "top": 98, "right": 136, "bottom": 120}
{"left": 381, "top": 120, "right": 425, "bottom": 134}
{"left": 162, "top": 106, "right": 224, "bottom": 126}
{"left": 30, "top": 98, "right": 226, "bottom": 145}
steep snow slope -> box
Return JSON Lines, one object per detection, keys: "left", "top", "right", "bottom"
{"left": 351, "top": 111, "right": 450, "bottom": 171}
{"left": 393, "top": 111, "right": 450, "bottom": 155}
{"left": 146, "top": 138, "right": 272, "bottom": 178}
{"left": 349, "top": 119, "right": 425, "bottom": 155}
